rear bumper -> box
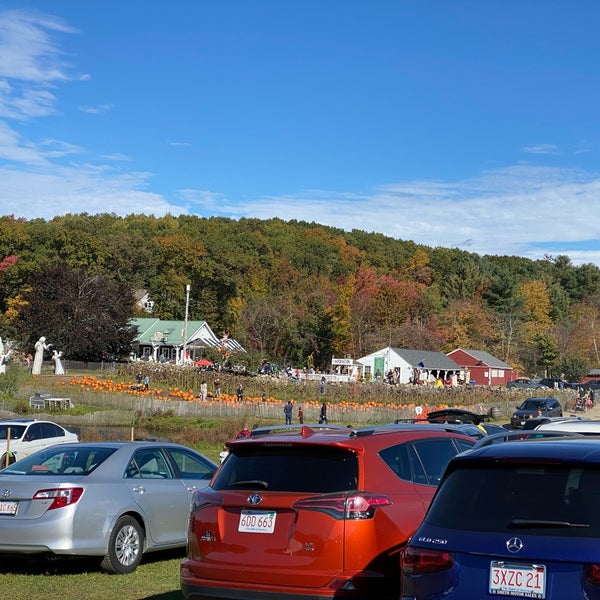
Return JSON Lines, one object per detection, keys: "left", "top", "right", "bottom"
{"left": 180, "top": 572, "right": 396, "bottom": 600}
{"left": 180, "top": 581, "right": 389, "bottom": 600}
{"left": 181, "top": 581, "right": 334, "bottom": 600}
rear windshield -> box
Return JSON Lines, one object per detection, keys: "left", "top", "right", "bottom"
{"left": 2, "top": 446, "right": 117, "bottom": 476}
{"left": 213, "top": 445, "right": 358, "bottom": 493}
{"left": 519, "top": 399, "right": 547, "bottom": 410}
{"left": 0, "top": 425, "right": 26, "bottom": 440}
{"left": 426, "top": 463, "right": 600, "bottom": 538}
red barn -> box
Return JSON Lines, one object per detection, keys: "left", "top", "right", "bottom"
{"left": 447, "top": 348, "right": 514, "bottom": 386}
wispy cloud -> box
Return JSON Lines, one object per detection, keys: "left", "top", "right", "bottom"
{"left": 522, "top": 143, "right": 560, "bottom": 155}
{"left": 78, "top": 103, "right": 114, "bottom": 114}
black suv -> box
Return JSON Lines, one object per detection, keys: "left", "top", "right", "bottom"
{"left": 510, "top": 397, "right": 563, "bottom": 429}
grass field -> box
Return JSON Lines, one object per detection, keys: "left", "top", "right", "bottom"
{"left": 0, "top": 549, "right": 185, "bottom": 599}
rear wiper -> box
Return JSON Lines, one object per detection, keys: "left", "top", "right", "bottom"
{"left": 512, "top": 519, "right": 590, "bottom": 528}
{"left": 230, "top": 480, "right": 269, "bottom": 489}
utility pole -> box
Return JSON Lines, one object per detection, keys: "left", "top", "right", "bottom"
{"left": 182, "top": 284, "right": 191, "bottom": 365}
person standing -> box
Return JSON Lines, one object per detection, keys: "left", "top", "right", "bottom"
{"left": 236, "top": 384, "right": 244, "bottom": 402}
{"left": 199, "top": 380, "right": 208, "bottom": 401}
{"left": 298, "top": 406, "right": 304, "bottom": 424}
{"left": 143, "top": 374, "right": 150, "bottom": 390}
{"left": 319, "top": 376, "right": 327, "bottom": 395}
{"left": 236, "top": 423, "right": 251, "bottom": 438}
{"left": 319, "top": 401, "right": 328, "bottom": 424}
{"left": 284, "top": 400, "right": 293, "bottom": 425}
{"left": 214, "top": 378, "right": 221, "bottom": 398}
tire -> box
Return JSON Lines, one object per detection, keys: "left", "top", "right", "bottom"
{"left": 100, "top": 515, "right": 144, "bottom": 574}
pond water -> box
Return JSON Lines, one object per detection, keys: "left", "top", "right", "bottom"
{"left": 71, "top": 425, "right": 168, "bottom": 443}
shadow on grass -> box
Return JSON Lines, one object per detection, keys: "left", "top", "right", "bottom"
{"left": 0, "top": 547, "right": 185, "bottom": 576}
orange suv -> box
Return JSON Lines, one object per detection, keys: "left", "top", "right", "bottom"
{"left": 181, "top": 423, "right": 474, "bottom": 600}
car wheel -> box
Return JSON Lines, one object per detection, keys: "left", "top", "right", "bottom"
{"left": 100, "top": 515, "right": 144, "bottom": 574}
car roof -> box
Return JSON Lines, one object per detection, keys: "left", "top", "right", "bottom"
{"left": 536, "top": 420, "right": 600, "bottom": 433}
{"left": 229, "top": 423, "right": 474, "bottom": 450}
{"left": 454, "top": 437, "right": 600, "bottom": 465}
{"left": 0, "top": 418, "right": 38, "bottom": 424}
{"left": 46, "top": 440, "right": 201, "bottom": 451}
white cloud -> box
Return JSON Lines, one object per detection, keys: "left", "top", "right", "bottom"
{"left": 78, "top": 103, "right": 114, "bottom": 114}
{"left": 522, "top": 143, "right": 560, "bottom": 155}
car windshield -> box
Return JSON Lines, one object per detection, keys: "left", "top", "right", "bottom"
{"left": 1, "top": 446, "right": 117, "bottom": 476}
{"left": 519, "top": 399, "right": 547, "bottom": 410}
{"left": 213, "top": 445, "right": 358, "bottom": 493}
{"left": 0, "top": 425, "right": 26, "bottom": 440}
{"left": 426, "top": 463, "right": 600, "bottom": 538}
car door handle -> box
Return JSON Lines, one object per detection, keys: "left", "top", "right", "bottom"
{"left": 132, "top": 486, "right": 146, "bottom": 494}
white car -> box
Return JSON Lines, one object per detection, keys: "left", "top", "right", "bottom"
{"left": 0, "top": 419, "right": 79, "bottom": 466}
{"left": 535, "top": 417, "right": 600, "bottom": 435}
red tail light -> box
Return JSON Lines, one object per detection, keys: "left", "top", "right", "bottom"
{"left": 293, "top": 493, "right": 391, "bottom": 520}
{"left": 400, "top": 546, "right": 455, "bottom": 574}
{"left": 32, "top": 487, "right": 84, "bottom": 510}
{"left": 585, "top": 564, "right": 600, "bottom": 585}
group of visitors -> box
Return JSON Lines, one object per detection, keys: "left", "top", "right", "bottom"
{"left": 284, "top": 400, "right": 327, "bottom": 425}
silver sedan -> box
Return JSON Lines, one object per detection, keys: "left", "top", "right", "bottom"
{"left": 0, "top": 441, "right": 218, "bottom": 573}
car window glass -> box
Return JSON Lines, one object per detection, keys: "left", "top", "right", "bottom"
{"left": 213, "top": 446, "right": 358, "bottom": 493}
{"left": 0, "top": 425, "right": 26, "bottom": 440}
{"left": 426, "top": 464, "right": 600, "bottom": 538}
{"left": 408, "top": 445, "right": 428, "bottom": 485}
{"left": 41, "top": 422, "right": 62, "bottom": 438}
{"left": 25, "top": 423, "right": 43, "bottom": 441}
{"left": 2, "top": 446, "right": 117, "bottom": 475}
{"left": 166, "top": 447, "right": 216, "bottom": 480}
{"left": 453, "top": 439, "right": 475, "bottom": 453}
{"left": 126, "top": 449, "right": 172, "bottom": 479}
{"left": 379, "top": 443, "right": 412, "bottom": 481}
{"left": 411, "top": 439, "right": 461, "bottom": 486}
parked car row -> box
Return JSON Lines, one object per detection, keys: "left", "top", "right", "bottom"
{"left": 6, "top": 413, "right": 600, "bottom": 599}
{"left": 507, "top": 376, "right": 598, "bottom": 390}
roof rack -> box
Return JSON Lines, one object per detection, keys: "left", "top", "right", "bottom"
{"left": 350, "top": 422, "right": 476, "bottom": 438}
{"left": 249, "top": 424, "right": 349, "bottom": 438}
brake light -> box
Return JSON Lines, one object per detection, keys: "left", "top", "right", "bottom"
{"left": 293, "top": 493, "right": 391, "bottom": 520}
{"left": 32, "top": 487, "right": 84, "bottom": 510}
{"left": 400, "top": 546, "right": 455, "bottom": 574}
{"left": 585, "top": 564, "right": 600, "bottom": 585}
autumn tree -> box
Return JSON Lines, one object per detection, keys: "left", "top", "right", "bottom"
{"left": 16, "top": 261, "right": 136, "bottom": 362}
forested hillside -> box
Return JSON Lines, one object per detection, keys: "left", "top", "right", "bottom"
{"left": 1, "top": 213, "right": 599, "bottom": 378}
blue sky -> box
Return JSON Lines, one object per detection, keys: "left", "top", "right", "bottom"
{"left": 1, "top": 1, "right": 600, "bottom": 266}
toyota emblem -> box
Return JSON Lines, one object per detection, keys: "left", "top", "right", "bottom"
{"left": 247, "top": 493, "right": 262, "bottom": 506}
{"left": 506, "top": 537, "right": 524, "bottom": 553}
{"left": 0, "top": 489, "right": 11, "bottom": 499}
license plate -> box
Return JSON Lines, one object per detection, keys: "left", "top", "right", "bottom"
{"left": 490, "top": 561, "right": 546, "bottom": 598}
{"left": 0, "top": 500, "right": 18, "bottom": 516}
{"left": 238, "top": 510, "right": 276, "bottom": 533}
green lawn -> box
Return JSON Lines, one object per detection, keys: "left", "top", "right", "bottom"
{"left": 0, "top": 549, "right": 185, "bottom": 599}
